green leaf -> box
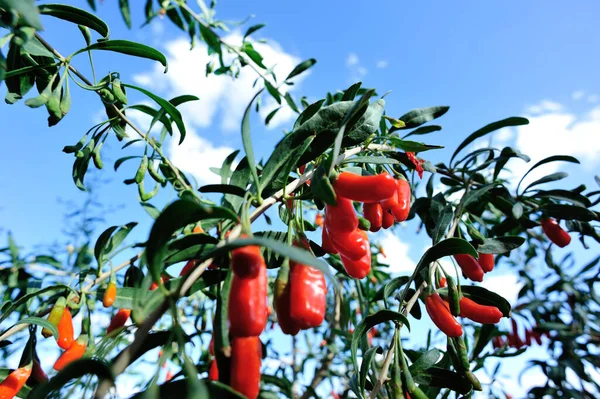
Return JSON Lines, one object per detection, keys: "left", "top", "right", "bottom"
{"left": 396, "top": 106, "right": 449, "bottom": 130}
{"left": 517, "top": 155, "right": 580, "bottom": 195}
{"left": 390, "top": 139, "right": 444, "bottom": 153}
{"left": 403, "top": 125, "right": 442, "bottom": 138}
{"left": 493, "top": 147, "right": 531, "bottom": 180}
{"left": 351, "top": 310, "right": 409, "bottom": 375}
{"left": 523, "top": 172, "right": 568, "bottom": 193}
{"left": 477, "top": 236, "right": 525, "bottom": 254}
{"left": 342, "top": 156, "right": 401, "bottom": 165}
{"left": 409, "top": 349, "right": 441, "bottom": 375}
{"left": 242, "top": 42, "right": 266, "bottom": 68}
{"left": 283, "top": 92, "right": 299, "bottom": 113}
{"left": 339, "top": 82, "right": 361, "bottom": 102}
{"left": 241, "top": 91, "right": 262, "bottom": 193}
{"left": 8, "top": 317, "right": 58, "bottom": 339}
{"left": 412, "top": 367, "right": 473, "bottom": 395}
{"left": 123, "top": 84, "right": 186, "bottom": 143}
{"left": 264, "top": 106, "right": 280, "bottom": 125}
{"left": 541, "top": 204, "right": 598, "bottom": 222}
{"left": 198, "top": 184, "right": 247, "bottom": 197}
{"left": 220, "top": 150, "right": 240, "bottom": 185}
{"left": 0, "top": 0, "right": 43, "bottom": 30}
{"left": 532, "top": 189, "right": 592, "bottom": 208}
{"left": 432, "top": 205, "right": 454, "bottom": 245}
{"left": 310, "top": 163, "right": 337, "bottom": 206}
{"left": 462, "top": 183, "right": 496, "bottom": 208}
{"left": 371, "top": 276, "right": 410, "bottom": 308}
{"left": 472, "top": 324, "right": 495, "bottom": 359}
{"left": 360, "top": 346, "right": 382, "bottom": 395}
{"left": 0, "top": 284, "right": 74, "bottom": 324}
{"left": 264, "top": 80, "right": 281, "bottom": 104}
{"left": 94, "top": 222, "right": 137, "bottom": 267}
{"left": 285, "top": 58, "right": 316, "bottom": 81}
{"left": 118, "top": 0, "right": 132, "bottom": 28}
{"left": 74, "top": 40, "right": 168, "bottom": 72}
{"left": 293, "top": 99, "right": 325, "bottom": 129}
{"left": 145, "top": 199, "right": 238, "bottom": 282}
{"left": 512, "top": 202, "right": 524, "bottom": 219}
{"left": 199, "top": 24, "right": 221, "bottom": 55}
{"left": 460, "top": 285, "right": 511, "bottom": 317}
{"left": 38, "top": 4, "right": 110, "bottom": 39}
{"left": 244, "top": 23, "right": 266, "bottom": 39}
{"left": 450, "top": 117, "right": 529, "bottom": 166}
{"left": 296, "top": 99, "right": 385, "bottom": 166}
{"left": 141, "top": 202, "right": 161, "bottom": 219}
{"left": 28, "top": 359, "right": 114, "bottom": 399}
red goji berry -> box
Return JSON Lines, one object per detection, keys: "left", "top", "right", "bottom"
{"left": 289, "top": 261, "right": 327, "bottom": 330}
{"left": 107, "top": 308, "right": 131, "bottom": 334}
{"left": 57, "top": 308, "right": 74, "bottom": 350}
{"left": 231, "top": 236, "right": 264, "bottom": 279}
{"left": 54, "top": 335, "right": 88, "bottom": 371}
{"left": 454, "top": 254, "right": 484, "bottom": 282}
{"left": 478, "top": 252, "right": 495, "bottom": 273}
{"left": 341, "top": 248, "right": 371, "bottom": 279}
{"left": 328, "top": 228, "right": 369, "bottom": 261}
{"left": 332, "top": 172, "right": 398, "bottom": 203}
{"left": 321, "top": 227, "right": 338, "bottom": 255}
{"left": 228, "top": 264, "right": 267, "bottom": 337}
{"left": 363, "top": 203, "right": 383, "bottom": 232}
{"left": 458, "top": 297, "right": 503, "bottom": 324}
{"left": 424, "top": 292, "right": 463, "bottom": 337}
{"left": 0, "top": 365, "right": 31, "bottom": 399}
{"left": 541, "top": 218, "right": 571, "bottom": 247}
{"left": 325, "top": 197, "right": 358, "bottom": 234}
{"left": 230, "top": 336, "right": 262, "bottom": 399}
{"left": 103, "top": 281, "right": 117, "bottom": 308}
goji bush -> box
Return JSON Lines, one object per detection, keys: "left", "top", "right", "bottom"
{"left": 1, "top": 1, "right": 599, "bottom": 399}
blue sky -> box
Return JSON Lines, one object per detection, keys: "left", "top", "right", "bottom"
{"left": 1, "top": 0, "right": 600, "bottom": 397}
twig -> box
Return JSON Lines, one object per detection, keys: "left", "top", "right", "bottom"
{"left": 33, "top": 33, "right": 192, "bottom": 193}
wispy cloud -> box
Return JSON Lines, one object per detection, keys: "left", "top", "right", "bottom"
{"left": 376, "top": 60, "right": 388, "bottom": 69}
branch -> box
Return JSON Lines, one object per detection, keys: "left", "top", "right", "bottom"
{"left": 0, "top": 253, "right": 143, "bottom": 342}
{"left": 95, "top": 143, "right": 395, "bottom": 398}
{"left": 33, "top": 33, "right": 192, "bottom": 193}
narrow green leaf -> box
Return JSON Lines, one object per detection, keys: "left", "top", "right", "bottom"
{"left": 241, "top": 91, "right": 262, "bottom": 192}
{"left": 285, "top": 58, "right": 317, "bottom": 81}
{"left": 477, "top": 236, "right": 525, "bottom": 254}
{"left": 118, "top": 0, "right": 132, "bottom": 28}
{"left": 38, "top": 4, "right": 110, "bottom": 39}
{"left": 74, "top": 40, "right": 168, "bottom": 72}
{"left": 523, "top": 172, "right": 568, "bottom": 193}
{"left": 244, "top": 23, "right": 266, "bottom": 39}
{"left": 403, "top": 125, "right": 442, "bottom": 138}
{"left": 198, "top": 184, "right": 247, "bottom": 197}
{"left": 397, "top": 106, "right": 449, "bottom": 130}
{"left": 360, "top": 346, "right": 382, "bottom": 394}
{"left": 450, "top": 117, "right": 529, "bottom": 166}
{"left": 351, "top": 310, "right": 410, "bottom": 376}
{"left": 123, "top": 84, "right": 186, "bottom": 142}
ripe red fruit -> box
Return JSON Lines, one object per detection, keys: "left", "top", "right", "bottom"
{"left": 103, "top": 281, "right": 117, "bottom": 308}
{"left": 458, "top": 297, "right": 503, "bottom": 324}
{"left": 363, "top": 203, "right": 383, "bottom": 232}
{"left": 328, "top": 228, "right": 369, "bottom": 261}
{"left": 454, "top": 254, "right": 484, "bottom": 282}
{"left": 228, "top": 265, "right": 267, "bottom": 337}
{"left": 231, "top": 236, "right": 264, "bottom": 278}
{"left": 57, "top": 308, "right": 74, "bottom": 350}
{"left": 230, "top": 336, "right": 262, "bottom": 399}
{"left": 340, "top": 248, "right": 371, "bottom": 279}
{"left": 389, "top": 179, "right": 411, "bottom": 222}
{"left": 425, "top": 292, "right": 463, "bottom": 337}
{"left": 332, "top": 172, "right": 398, "bottom": 203}
{"left": 208, "top": 359, "right": 219, "bottom": 381}
{"left": 541, "top": 218, "right": 571, "bottom": 248}
{"left": 289, "top": 262, "right": 327, "bottom": 329}
{"left": 325, "top": 197, "right": 358, "bottom": 233}
{"left": 0, "top": 365, "right": 32, "bottom": 398}
{"left": 321, "top": 227, "right": 338, "bottom": 255}
{"left": 179, "top": 259, "right": 199, "bottom": 276}
{"left": 478, "top": 252, "right": 495, "bottom": 273}
{"left": 107, "top": 308, "right": 131, "bottom": 334}
{"left": 382, "top": 210, "right": 395, "bottom": 229}
{"left": 54, "top": 335, "right": 88, "bottom": 371}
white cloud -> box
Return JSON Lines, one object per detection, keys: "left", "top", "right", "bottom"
{"left": 496, "top": 101, "right": 600, "bottom": 188}
{"left": 376, "top": 231, "right": 415, "bottom": 274}
{"left": 133, "top": 33, "right": 305, "bottom": 132}
{"left": 572, "top": 90, "right": 585, "bottom": 100}
{"left": 587, "top": 94, "right": 600, "bottom": 103}
{"left": 376, "top": 60, "right": 388, "bottom": 69}
{"left": 524, "top": 100, "right": 563, "bottom": 114}
{"left": 346, "top": 52, "right": 359, "bottom": 67}
{"left": 480, "top": 273, "right": 522, "bottom": 305}
{"left": 345, "top": 52, "right": 368, "bottom": 81}
{"left": 168, "top": 130, "right": 235, "bottom": 185}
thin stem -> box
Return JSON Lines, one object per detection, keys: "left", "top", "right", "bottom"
{"left": 33, "top": 33, "right": 192, "bottom": 193}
